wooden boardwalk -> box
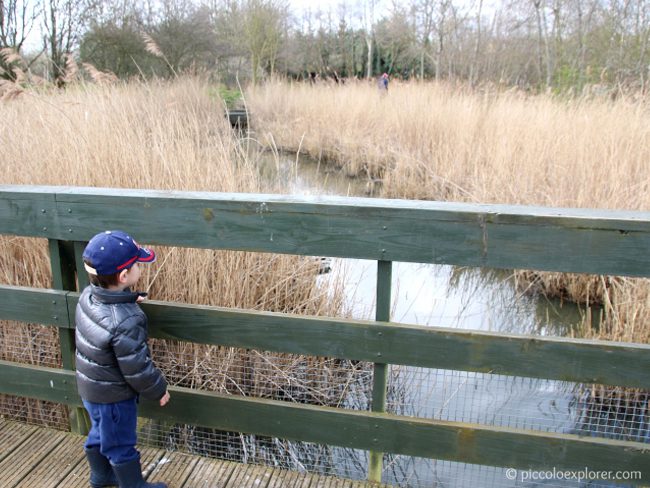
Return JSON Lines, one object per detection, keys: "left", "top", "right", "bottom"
{"left": 0, "top": 419, "right": 384, "bottom": 488}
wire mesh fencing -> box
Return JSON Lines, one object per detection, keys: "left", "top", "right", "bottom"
{"left": 1, "top": 320, "right": 648, "bottom": 487}
{"left": 383, "top": 365, "right": 648, "bottom": 487}
{"left": 138, "top": 342, "right": 373, "bottom": 480}
{"left": 0, "top": 320, "right": 69, "bottom": 431}
{"left": 381, "top": 456, "right": 643, "bottom": 488}
{"left": 387, "top": 365, "right": 649, "bottom": 441}
{"left": 136, "top": 419, "right": 369, "bottom": 481}
{"left": 142, "top": 341, "right": 649, "bottom": 487}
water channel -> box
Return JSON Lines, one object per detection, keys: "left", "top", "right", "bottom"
{"left": 254, "top": 151, "right": 642, "bottom": 488}
{"left": 258, "top": 150, "right": 586, "bottom": 333}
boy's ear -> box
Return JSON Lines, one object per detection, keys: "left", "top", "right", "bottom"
{"left": 118, "top": 269, "right": 129, "bottom": 284}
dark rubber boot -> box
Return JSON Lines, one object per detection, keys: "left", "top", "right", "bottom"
{"left": 85, "top": 446, "right": 117, "bottom": 488}
{"left": 112, "top": 457, "right": 167, "bottom": 488}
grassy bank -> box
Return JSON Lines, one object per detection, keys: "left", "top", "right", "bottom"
{"left": 0, "top": 77, "right": 355, "bottom": 429}
{"left": 246, "top": 79, "right": 650, "bottom": 344}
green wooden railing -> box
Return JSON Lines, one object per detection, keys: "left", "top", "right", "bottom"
{"left": 1, "top": 185, "right": 649, "bottom": 484}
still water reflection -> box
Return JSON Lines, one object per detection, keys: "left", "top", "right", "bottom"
{"left": 257, "top": 151, "right": 634, "bottom": 488}
{"left": 258, "top": 150, "right": 583, "bottom": 333}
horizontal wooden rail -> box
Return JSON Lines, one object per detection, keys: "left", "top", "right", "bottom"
{"left": 2, "top": 186, "right": 650, "bottom": 481}
{"left": 3, "top": 285, "right": 650, "bottom": 389}
{"left": 1, "top": 361, "right": 648, "bottom": 476}
{"left": 141, "top": 301, "right": 650, "bottom": 390}
{"left": 0, "top": 286, "right": 69, "bottom": 327}
{"left": 3, "top": 185, "right": 650, "bottom": 276}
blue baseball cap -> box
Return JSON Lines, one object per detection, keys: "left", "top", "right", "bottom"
{"left": 82, "top": 230, "right": 156, "bottom": 276}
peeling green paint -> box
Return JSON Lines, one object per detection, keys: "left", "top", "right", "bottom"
{"left": 203, "top": 208, "right": 214, "bottom": 222}
{"left": 457, "top": 429, "right": 478, "bottom": 463}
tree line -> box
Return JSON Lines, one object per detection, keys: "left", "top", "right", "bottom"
{"left": 2, "top": 0, "right": 649, "bottom": 93}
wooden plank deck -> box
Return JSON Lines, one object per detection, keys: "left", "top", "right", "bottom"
{"left": 0, "top": 419, "right": 385, "bottom": 488}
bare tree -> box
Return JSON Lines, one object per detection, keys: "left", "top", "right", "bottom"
{"left": 432, "top": 0, "right": 451, "bottom": 79}
{"left": 469, "top": 0, "right": 483, "bottom": 86}
{"left": 0, "top": 0, "right": 44, "bottom": 79}
{"left": 359, "top": 0, "right": 378, "bottom": 78}
{"left": 634, "top": 0, "right": 650, "bottom": 89}
{"left": 1, "top": 0, "right": 39, "bottom": 51}
{"left": 59, "top": 0, "right": 650, "bottom": 91}
{"left": 375, "top": 5, "right": 418, "bottom": 76}
{"left": 411, "top": 0, "right": 452, "bottom": 80}
{"left": 574, "top": 0, "right": 593, "bottom": 85}
{"left": 410, "top": 0, "right": 433, "bottom": 79}
{"left": 239, "top": 0, "right": 287, "bottom": 84}
{"left": 144, "top": 0, "right": 218, "bottom": 75}
{"left": 533, "top": 0, "right": 547, "bottom": 85}
{"left": 42, "top": 0, "right": 95, "bottom": 84}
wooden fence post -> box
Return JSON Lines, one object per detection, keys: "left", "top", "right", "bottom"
{"left": 368, "top": 260, "right": 392, "bottom": 483}
{"left": 48, "top": 239, "right": 89, "bottom": 435}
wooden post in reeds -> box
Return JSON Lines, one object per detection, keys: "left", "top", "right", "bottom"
{"left": 368, "top": 260, "right": 392, "bottom": 483}
{"left": 49, "top": 239, "right": 90, "bottom": 435}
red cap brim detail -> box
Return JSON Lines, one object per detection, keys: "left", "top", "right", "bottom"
{"left": 116, "top": 255, "right": 138, "bottom": 270}
{"left": 115, "top": 247, "right": 156, "bottom": 271}
{"left": 137, "top": 247, "right": 156, "bottom": 263}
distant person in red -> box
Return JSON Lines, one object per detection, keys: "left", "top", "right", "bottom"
{"left": 379, "top": 72, "right": 389, "bottom": 92}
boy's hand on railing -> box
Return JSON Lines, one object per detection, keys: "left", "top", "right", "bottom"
{"left": 160, "top": 390, "right": 170, "bottom": 407}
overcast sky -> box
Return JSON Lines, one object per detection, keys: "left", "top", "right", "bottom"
{"left": 289, "top": 0, "right": 367, "bottom": 13}
{"left": 287, "top": 0, "right": 391, "bottom": 30}
{"left": 286, "top": 0, "right": 497, "bottom": 27}
{"left": 287, "top": 0, "right": 388, "bottom": 18}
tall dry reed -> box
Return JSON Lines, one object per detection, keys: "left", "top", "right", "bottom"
{"left": 247, "top": 80, "right": 650, "bottom": 209}
{"left": 0, "top": 78, "right": 356, "bottom": 430}
{"left": 246, "top": 79, "right": 650, "bottom": 344}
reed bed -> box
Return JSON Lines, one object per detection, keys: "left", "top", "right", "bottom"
{"left": 247, "top": 80, "right": 650, "bottom": 209}
{"left": 246, "top": 80, "right": 650, "bottom": 345}
{"left": 0, "top": 78, "right": 360, "bottom": 434}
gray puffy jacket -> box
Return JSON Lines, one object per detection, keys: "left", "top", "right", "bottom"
{"left": 75, "top": 285, "right": 168, "bottom": 404}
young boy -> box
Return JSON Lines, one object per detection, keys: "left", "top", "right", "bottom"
{"left": 76, "top": 230, "right": 170, "bottom": 488}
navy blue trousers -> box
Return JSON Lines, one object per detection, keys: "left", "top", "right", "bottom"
{"left": 83, "top": 397, "right": 139, "bottom": 465}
